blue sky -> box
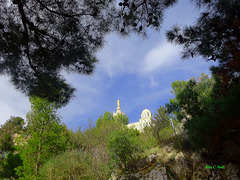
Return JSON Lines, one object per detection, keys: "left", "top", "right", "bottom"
{"left": 0, "top": 0, "right": 217, "bottom": 130}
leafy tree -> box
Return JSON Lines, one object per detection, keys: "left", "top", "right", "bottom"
{"left": 15, "top": 97, "right": 69, "bottom": 179}
{"left": 96, "top": 111, "right": 129, "bottom": 128}
{"left": 114, "top": 113, "right": 129, "bottom": 125}
{"left": 165, "top": 0, "right": 240, "bottom": 155}
{"left": 166, "top": 74, "right": 217, "bottom": 150}
{"left": 0, "top": 116, "right": 24, "bottom": 160}
{"left": 166, "top": 73, "right": 240, "bottom": 164}
{"left": 166, "top": 0, "right": 240, "bottom": 85}
{"left": 107, "top": 128, "right": 141, "bottom": 169}
{"left": 96, "top": 111, "right": 114, "bottom": 128}
{"left": 0, "top": 0, "right": 177, "bottom": 106}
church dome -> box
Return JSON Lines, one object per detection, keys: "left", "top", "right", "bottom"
{"left": 141, "top": 108, "right": 152, "bottom": 118}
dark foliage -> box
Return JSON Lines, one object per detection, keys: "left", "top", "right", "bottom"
{"left": 166, "top": 0, "right": 240, "bottom": 162}
{"left": 166, "top": 0, "right": 240, "bottom": 85}
{"left": 1, "top": 152, "right": 23, "bottom": 179}
{"left": 116, "top": 0, "right": 177, "bottom": 35}
{"left": 167, "top": 74, "right": 240, "bottom": 164}
{"left": 0, "top": 0, "right": 177, "bottom": 106}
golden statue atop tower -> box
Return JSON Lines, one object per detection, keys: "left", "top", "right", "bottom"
{"left": 117, "top": 99, "right": 120, "bottom": 108}
{"left": 113, "top": 99, "right": 124, "bottom": 116}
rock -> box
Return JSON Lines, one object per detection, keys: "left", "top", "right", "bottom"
{"left": 109, "top": 149, "right": 240, "bottom": 180}
{"left": 147, "top": 154, "right": 157, "bottom": 163}
{"left": 225, "top": 163, "right": 240, "bottom": 180}
{"left": 134, "top": 172, "right": 141, "bottom": 179}
{"left": 148, "top": 167, "right": 167, "bottom": 180}
{"left": 135, "top": 153, "right": 157, "bottom": 171}
{"left": 166, "top": 143, "right": 173, "bottom": 153}
{"left": 170, "top": 151, "right": 191, "bottom": 179}
{"left": 116, "top": 166, "right": 167, "bottom": 180}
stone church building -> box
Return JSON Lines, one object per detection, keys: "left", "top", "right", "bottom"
{"left": 113, "top": 100, "right": 152, "bottom": 132}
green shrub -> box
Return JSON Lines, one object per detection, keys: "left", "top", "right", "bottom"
{"left": 107, "top": 128, "right": 142, "bottom": 169}
{"left": 39, "top": 150, "right": 93, "bottom": 179}
{"left": 139, "top": 127, "right": 157, "bottom": 151}
{"left": 158, "top": 126, "right": 174, "bottom": 143}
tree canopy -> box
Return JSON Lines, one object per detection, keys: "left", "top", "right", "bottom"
{"left": 96, "top": 111, "right": 129, "bottom": 128}
{"left": 166, "top": 0, "right": 240, "bottom": 85}
{"left": 107, "top": 128, "right": 141, "bottom": 169}
{"left": 15, "top": 97, "right": 69, "bottom": 179}
{"left": 166, "top": 73, "right": 240, "bottom": 164}
{"left": 0, "top": 0, "right": 176, "bottom": 106}
{"left": 165, "top": 0, "right": 240, "bottom": 160}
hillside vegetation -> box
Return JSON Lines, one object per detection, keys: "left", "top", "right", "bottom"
{"left": 0, "top": 73, "right": 239, "bottom": 179}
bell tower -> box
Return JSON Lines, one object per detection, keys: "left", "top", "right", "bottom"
{"left": 113, "top": 99, "right": 124, "bottom": 116}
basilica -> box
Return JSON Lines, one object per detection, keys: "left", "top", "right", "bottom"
{"left": 113, "top": 100, "right": 152, "bottom": 132}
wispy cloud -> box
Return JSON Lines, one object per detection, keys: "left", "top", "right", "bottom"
{"left": 0, "top": 1, "right": 218, "bottom": 130}
{"left": 139, "top": 42, "right": 181, "bottom": 74}
{"left": 97, "top": 34, "right": 156, "bottom": 78}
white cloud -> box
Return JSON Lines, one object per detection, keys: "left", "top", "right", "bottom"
{"left": 96, "top": 33, "right": 155, "bottom": 78}
{"left": 0, "top": 76, "right": 30, "bottom": 125}
{"left": 0, "top": 72, "right": 102, "bottom": 126}
{"left": 139, "top": 42, "right": 181, "bottom": 74}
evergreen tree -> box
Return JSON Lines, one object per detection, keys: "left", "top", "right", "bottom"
{"left": 151, "top": 106, "right": 172, "bottom": 144}
{"left": 0, "top": 0, "right": 176, "bottom": 106}
{"left": 15, "top": 97, "right": 69, "bottom": 179}
{"left": 166, "top": 74, "right": 217, "bottom": 150}
{"left": 167, "top": 73, "right": 240, "bottom": 164}
{"left": 166, "top": 0, "right": 240, "bottom": 85}
{"left": 166, "top": 0, "right": 240, "bottom": 161}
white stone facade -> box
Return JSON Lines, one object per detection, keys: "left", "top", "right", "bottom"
{"left": 113, "top": 100, "right": 152, "bottom": 132}
{"left": 127, "top": 108, "right": 152, "bottom": 132}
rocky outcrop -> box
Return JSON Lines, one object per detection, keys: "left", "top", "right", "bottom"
{"left": 110, "top": 164, "right": 167, "bottom": 180}
{"left": 109, "top": 148, "right": 240, "bottom": 180}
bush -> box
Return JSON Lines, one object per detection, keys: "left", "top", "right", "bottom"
{"left": 139, "top": 126, "right": 157, "bottom": 151}
{"left": 107, "top": 128, "right": 142, "bottom": 169}
{"left": 39, "top": 150, "right": 93, "bottom": 179}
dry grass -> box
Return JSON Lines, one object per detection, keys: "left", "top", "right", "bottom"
{"left": 142, "top": 145, "right": 186, "bottom": 165}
